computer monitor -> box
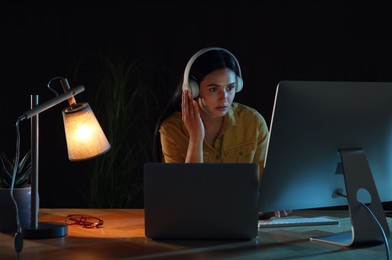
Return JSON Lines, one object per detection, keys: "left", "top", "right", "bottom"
{"left": 258, "top": 80, "right": 392, "bottom": 246}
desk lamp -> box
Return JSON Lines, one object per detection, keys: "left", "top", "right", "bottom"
{"left": 13, "top": 77, "right": 111, "bottom": 240}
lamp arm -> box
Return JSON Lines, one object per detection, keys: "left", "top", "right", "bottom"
{"left": 19, "top": 85, "right": 85, "bottom": 121}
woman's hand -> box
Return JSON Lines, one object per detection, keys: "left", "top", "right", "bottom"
{"left": 182, "top": 90, "right": 205, "bottom": 143}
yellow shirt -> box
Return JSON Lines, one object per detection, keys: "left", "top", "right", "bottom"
{"left": 159, "top": 102, "right": 269, "bottom": 182}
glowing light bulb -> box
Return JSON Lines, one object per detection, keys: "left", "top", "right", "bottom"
{"left": 63, "top": 103, "right": 110, "bottom": 161}
{"left": 76, "top": 125, "right": 92, "bottom": 140}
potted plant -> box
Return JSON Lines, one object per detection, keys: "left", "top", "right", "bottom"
{"left": 0, "top": 150, "right": 32, "bottom": 232}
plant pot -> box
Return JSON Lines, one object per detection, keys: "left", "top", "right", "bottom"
{"left": 0, "top": 186, "right": 31, "bottom": 232}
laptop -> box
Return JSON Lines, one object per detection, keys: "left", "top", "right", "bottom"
{"left": 143, "top": 163, "right": 259, "bottom": 240}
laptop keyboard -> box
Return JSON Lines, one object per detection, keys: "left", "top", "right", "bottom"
{"left": 258, "top": 216, "right": 339, "bottom": 228}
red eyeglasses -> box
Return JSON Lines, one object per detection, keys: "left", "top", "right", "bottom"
{"left": 65, "top": 214, "right": 104, "bottom": 228}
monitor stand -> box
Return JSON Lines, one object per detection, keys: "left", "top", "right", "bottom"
{"left": 310, "top": 148, "right": 390, "bottom": 246}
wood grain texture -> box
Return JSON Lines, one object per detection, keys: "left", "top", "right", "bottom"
{"left": 0, "top": 209, "right": 390, "bottom": 260}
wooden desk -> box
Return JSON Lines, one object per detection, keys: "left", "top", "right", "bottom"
{"left": 0, "top": 209, "right": 390, "bottom": 259}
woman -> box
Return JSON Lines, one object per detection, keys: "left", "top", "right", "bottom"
{"left": 152, "top": 47, "right": 290, "bottom": 218}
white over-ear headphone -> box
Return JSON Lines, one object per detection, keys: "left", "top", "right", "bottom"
{"left": 182, "top": 47, "right": 243, "bottom": 98}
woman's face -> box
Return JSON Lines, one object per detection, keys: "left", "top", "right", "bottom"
{"left": 198, "top": 68, "right": 237, "bottom": 118}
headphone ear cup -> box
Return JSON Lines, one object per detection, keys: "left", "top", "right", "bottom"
{"left": 188, "top": 79, "right": 199, "bottom": 98}
{"left": 236, "top": 76, "right": 243, "bottom": 93}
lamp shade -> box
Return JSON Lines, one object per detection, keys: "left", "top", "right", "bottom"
{"left": 62, "top": 103, "right": 111, "bottom": 161}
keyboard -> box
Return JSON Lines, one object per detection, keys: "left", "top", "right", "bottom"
{"left": 258, "top": 216, "right": 339, "bottom": 228}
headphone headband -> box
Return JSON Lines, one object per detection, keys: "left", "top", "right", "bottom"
{"left": 182, "top": 47, "right": 243, "bottom": 98}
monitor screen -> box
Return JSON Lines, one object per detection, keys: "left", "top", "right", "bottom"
{"left": 258, "top": 80, "right": 392, "bottom": 213}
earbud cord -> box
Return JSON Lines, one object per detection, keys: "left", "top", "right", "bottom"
{"left": 11, "top": 118, "right": 24, "bottom": 259}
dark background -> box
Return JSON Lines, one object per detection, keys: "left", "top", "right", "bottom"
{"left": 1, "top": 2, "right": 392, "bottom": 208}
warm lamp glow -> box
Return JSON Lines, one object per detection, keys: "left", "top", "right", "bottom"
{"left": 63, "top": 102, "right": 111, "bottom": 161}
{"left": 17, "top": 80, "right": 111, "bottom": 241}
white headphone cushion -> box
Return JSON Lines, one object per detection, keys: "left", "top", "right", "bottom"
{"left": 236, "top": 76, "right": 243, "bottom": 93}
{"left": 188, "top": 79, "right": 199, "bottom": 98}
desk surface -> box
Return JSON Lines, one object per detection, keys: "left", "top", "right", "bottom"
{"left": 0, "top": 208, "right": 390, "bottom": 260}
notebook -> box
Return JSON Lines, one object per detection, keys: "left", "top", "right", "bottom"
{"left": 143, "top": 163, "right": 259, "bottom": 240}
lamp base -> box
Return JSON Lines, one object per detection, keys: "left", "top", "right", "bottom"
{"left": 23, "top": 222, "right": 68, "bottom": 239}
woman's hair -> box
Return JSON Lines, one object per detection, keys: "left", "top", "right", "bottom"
{"left": 152, "top": 48, "right": 241, "bottom": 162}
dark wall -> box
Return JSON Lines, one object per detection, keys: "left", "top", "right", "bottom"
{"left": 1, "top": 2, "right": 392, "bottom": 208}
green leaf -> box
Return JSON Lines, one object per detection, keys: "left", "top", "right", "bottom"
{"left": 0, "top": 150, "right": 32, "bottom": 188}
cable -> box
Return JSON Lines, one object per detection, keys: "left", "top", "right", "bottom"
{"left": 334, "top": 189, "right": 390, "bottom": 259}
{"left": 47, "top": 76, "right": 64, "bottom": 97}
{"left": 10, "top": 118, "right": 23, "bottom": 259}
{"left": 359, "top": 201, "right": 390, "bottom": 260}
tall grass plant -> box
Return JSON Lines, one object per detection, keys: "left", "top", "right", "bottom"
{"left": 70, "top": 53, "right": 171, "bottom": 208}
